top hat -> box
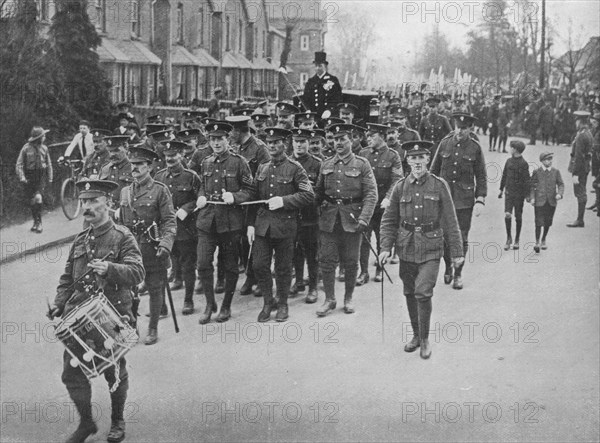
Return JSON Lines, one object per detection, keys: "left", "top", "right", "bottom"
{"left": 313, "top": 51, "right": 329, "bottom": 65}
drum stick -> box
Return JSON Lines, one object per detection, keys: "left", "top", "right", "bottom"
{"left": 240, "top": 200, "right": 269, "bottom": 206}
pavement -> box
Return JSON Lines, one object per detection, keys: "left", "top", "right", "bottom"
{"left": 0, "top": 206, "right": 82, "bottom": 265}
{"left": 1, "top": 136, "right": 599, "bottom": 442}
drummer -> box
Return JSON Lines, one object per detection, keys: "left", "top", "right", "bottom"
{"left": 49, "top": 179, "right": 145, "bottom": 443}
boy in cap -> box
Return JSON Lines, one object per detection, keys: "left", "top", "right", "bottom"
{"left": 498, "top": 140, "right": 531, "bottom": 250}
{"left": 530, "top": 152, "right": 564, "bottom": 252}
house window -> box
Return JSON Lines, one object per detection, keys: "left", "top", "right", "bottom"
{"left": 300, "top": 72, "right": 309, "bottom": 87}
{"left": 198, "top": 7, "right": 204, "bottom": 47}
{"left": 262, "top": 30, "right": 266, "bottom": 58}
{"left": 254, "top": 27, "right": 258, "bottom": 58}
{"left": 300, "top": 35, "right": 309, "bottom": 51}
{"left": 37, "top": 0, "right": 49, "bottom": 21}
{"left": 95, "top": 0, "right": 106, "bottom": 33}
{"left": 176, "top": 3, "right": 184, "bottom": 44}
{"left": 176, "top": 68, "right": 185, "bottom": 100}
{"left": 225, "top": 15, "right": 231, "bottom": 51}
{"left": 130, "top": 0, "right": 140, "bottom": 36}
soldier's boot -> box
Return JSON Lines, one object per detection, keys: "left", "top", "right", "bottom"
{"left": 452, "top": 263, "right": 464, "bottom": 290}
{"left": 66, "top": 388, "right": 97, "bottom": 443}
{"left": 258, "top": 293, "right": 276, "bottom": 322}
{"left": 107, "top": 383, "right": 127, "bottom": 443}
{"left": 182, "top": 274, "right": 195, "bottom": 315}
{"left": 418, "top": 298, "right": 432, "bottom": 359}
{"left": 216, "top": 291, "right": 233, "bottom": 323}
{"left": 275, "top": 295, "right": 289, "bottom": 322}
{"left": 194, "top": 277, "right": 204, "bottom": 294}
{"left": 170, "top": 279, "right": 183, "bottom": 290}
{"left": 30, "top": 205, "right": 37, "bottom": 232}
{"left": 567, "top": 202, "right": 586, "bottom": 227}
{"left": 355, "top": 272, "right": 369, "bottom": 286}
{"left": 343, "top": 293, "right": 355, "bottom": 314}
{"left": 404, "top": 296, "right": 420, "bottom": 352}
{"left": 143, "top": 328, "right": 158, "bottom": 345}
{"left": 443, "top": 258, "right": 453, "bottom": 284}
{"left": 305, "top": 288, "right": 318, "bottom": 304}
{"left": 337, "top": 267, "right": 345, "bottom": 282}
{"left": 215, "top": 264, "right": 225, "bottom": 293}
{"left": 373, "top": 266, "right": 383, "bottom": 282}
{"left": 240, "top": 276, "right": 255, "bottom": 295}
{"left": 290, "top": 280, "right": 305, "bottom": 296}
{"left": 317, "top": 298, "right": 336, "bottom": 317}
{"left": 214, "top": 278, "right": 225, "bottom": 294}
{"left": 34, "top": 204, "right": 43, "bottom": 233}
{"left": 198, "top": 282, "right": 217, "bottom": 325}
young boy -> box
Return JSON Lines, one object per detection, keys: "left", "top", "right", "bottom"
{"left": 499, "top": 140, "right": 531, "bottom": 250}
{"left": 529, "top": 152, "right": 564, "bottom": 252}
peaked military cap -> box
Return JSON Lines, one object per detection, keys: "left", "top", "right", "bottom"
{"left": 206, "top": 122, "right": 233, "bottom": 136}
{"left": 91, "top": 129, "right": 111, "bottom": 140}
{"left": 573, "top": 110, "right": 591, "bottom": 120}
{"left": 264, "top": 127, "right": 292, "bottom": 141}
{"left": 402, "top": 141, "right": 434, "bottom": 156}
{"left": 76, "top": 179, "right": 119, "bottom": 199}
{"left": 161, "top": 140, "right": 188, "bottom": 155}
{"left": 309, "top": 129, "right": 326, "bottom": 139}
{"left": 149, "top": 130, "right": 175, "bottom": 143}
{"left": 336, "top": 103, "right": 359, "bottom": 114}
{"left": 425, "top": 97, "right": 441, "bottom": 106}
{"left": 128, "top": 146, "right": 160, "bottom": 163}
{"left": 232, "top": 108, "right": 256, "bottom": 117}
{"left": 104, "top": 135, "right": 130, "bottom": 149}
{"left": 225, "top": 115, "right": 251, "bottom": 128}
{"left": 146, "top": 114, "right": 162, "bottom": 123}
{"left": 367, "top": 123, "right": 390, "bottom": 135}
{"left": 452, "top": 113, "right": 477, "bottom": 126}
{"left": 275, "top": 102, "right": 300, "bottom": 116}
{"left": 291, "top": 128, "right": 313, "bottom": 139}
{"left": 327, "top": 123, "right": 355, "bottom": 137}
{"left": 176, "top": 128, "right": 201, "bottom": 141}
{"left": 323, "top": 117, "right": 345, "bottom": 129}
{"left": 251, "top": 113, "right": 271, "bottom": 123}
{"left": 144, "top": 123, "right": 169, "bottom": 134}
{"left": 200, "top": 117, "right": 218, "bottom": 127}
{"left": 295, "top": 111, "right": 317, "bottom": 122}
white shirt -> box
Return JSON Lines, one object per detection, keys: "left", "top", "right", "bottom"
{"left": 64, "top": 132, "right": 94, "bottom": 158}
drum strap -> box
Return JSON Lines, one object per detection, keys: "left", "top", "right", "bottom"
{"left": 83, "top": 228, "right": 105, "bottom": 292}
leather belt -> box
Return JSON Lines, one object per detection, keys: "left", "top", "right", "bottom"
{"left": 401, "top": 221, "right": 440, "bottom": 232}
{"left": 324, "top": 196, "right": 363, "bottom": 205}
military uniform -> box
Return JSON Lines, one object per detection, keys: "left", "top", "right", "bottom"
{"left": 430, "top": 130, "right": 487, "bottom": 286}
{"left": 99, "top": 157, "right": 133, "bottom": 207}
{"left": 154, "top": 161, "right": 201, "bottom": 312}
{"left": 379, "top": 156, "right": 462, "bottom": 359}
{"left": 83, "top": 149, "right": 110, "bottom": 179}
{"left": 292, "top": 150, "right": 322, "bottom": 300}
{"left": 118, "top": 152, "right": 176, "bottom": 344}
{"left": 567, "top": 116, "right": 593, "bottom": 226}
{"left": 196, "top": 147, "right": 253, "bottom": 323}
{"left": 54, "top": 180, "right": 145, "bottom": 443}
{"left": 357, "top": 135, "right": 403, "bottom": 281}
{"left": 249, "top": 140, "right": 314, "bottom": 321}
{"left": 187, "top": 144, "right": 213, "bottom": 175}
{"left": 418, "top": 113, "right": 452, "bottom": 154}
{"left": 396, "top": 127, "right": 421, "bottom": 174}
{"left": 315, "top": 137, "right": 378, "bottom": 313}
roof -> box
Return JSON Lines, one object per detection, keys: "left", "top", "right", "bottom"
{"left": 96, "top": 38, "right": 130, "bottom": 64}
{"left": 269, "top": 28, "right": 286, "bottom": 38}
{"left": 193, "top": 48, "right": 219, "bottom": 67}
{"left": 235, "top": 53, "right": 255, "bottom": 69}
{"left": 253, "top": 57, "right": 278, "bottom": 71}
{"left": 113, "top": 39, "right": 161, "bottom": 65}
{"left": 222, "top": 52, "right": 241, "bottom": 69}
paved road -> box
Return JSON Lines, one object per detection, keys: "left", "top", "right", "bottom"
{"left": 1, "top": 137, "right": 598, "bottom": 442}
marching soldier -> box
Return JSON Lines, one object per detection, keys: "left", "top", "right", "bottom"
{"left": 118, "top": 147, "right": 177, "bottom": 345}
{"left": 309, "top": 128, "right": 327, "bottom": 159}
{"left": 566, "top": 111, "right": 594, "bottom": 227}
{"left": 314, "top": 123, "right": 378, "bottom": 316}
{"left": 82, "top": 129, "right": 111, "bottom": 179}
{"left": 250, "top": 113, "right": 271, "bottom": 142}
{"left": 295, "top": 111, "right": 318, "bottom": 129}
{"left": 487, "top": 94, "right": 501, "bottom": 151}
{"left": 175, "top": 128, "right": 203, "bottom": 167}
{"left": 247, "top": 128, "right": 314, "bottom": 322}
{"left": 356, "top": 123, "right": 403, "bottom": 285}
{"left": 290, "top": 128, "right": 322, "bottom": 303}
{"left": 99, "top": 135, "right": 133, "bottom": 207}
{"left": 48, "top": 179, "right": 145, "bottom": 443}
{"left": 195, "top": 122, "right": 253, "bottom": 324}
{"left": 392, "top": 108, "right": 421, "bottom": 175}
{"left": 419, "top": 97, "right": 452, "bottom": 156}
{"left": 337, "top": 103, "right": 358, "bottom": 124}
{"left": 275, "top": 102, "right": 300, "bottom": 130}
{"left": 226, "top": 115, "right": 271, "bottom": 296}
{"left": 154, "top": 141, "right": 201, "bottom": 315}
{"left": 379, "top": 141, "right": 464, "bottom": 359}
{"left": 430, "top": 113, "right": 487, "bottom": 290}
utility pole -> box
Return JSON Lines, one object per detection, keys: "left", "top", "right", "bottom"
{"left": 539, "top": 0, "right": 546, "bottom": 88}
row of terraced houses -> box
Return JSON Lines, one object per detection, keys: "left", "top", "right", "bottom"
{"left": 3, "top": 0, "right": 328, "bottom": 107}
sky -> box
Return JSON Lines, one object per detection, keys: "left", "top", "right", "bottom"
{"left": 326, "top": 0, "right": 599, "bottom": 81}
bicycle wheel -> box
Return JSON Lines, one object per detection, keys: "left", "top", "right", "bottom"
{"left": 61, "top": 178, "right": 81, "bottom": 220}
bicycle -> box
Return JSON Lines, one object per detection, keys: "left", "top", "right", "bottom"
{"left": 58, "top": 158, "right": 83, "bottom": 220}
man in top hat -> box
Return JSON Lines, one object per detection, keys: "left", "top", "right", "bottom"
{"left": 16, "top": 126, "right": 53, "bottom": 233}
{"left": 355, "top": 123, "right": 403, "bottom": 285}
{"left": 82, "top": 129, "right": 112, "bottom": 179}
{"left": 302, "top": 51, "right": 343, "bottom": 118}
{"left": 419, "top": 97, "right": 452, "bottom": 155}
{"left": 99, "top": 135, "right": 134, "bottom": 207}
{"left": 337, "top": 103, "right": 358, "bottom": 124}
{"left": 379, "top": 140, "right": 463, "bottom": 359}
{"left": 566, "top": 110, "right": 594, "bottom": 227}
{"left": 63, "top": 120, "right": 94, "bottom": 161}
{"left": 314, "top": 123, "right": 378, "bottom": 316}
{"left": 118, "top": 146, "right": 176, "bottom": 345}
{"left": 226, "top": 115, "right": 271, "bottom": 295}
{"left": 195, "top": 122, "right": 254, "bottom": 323}
{"left": 431, "top": 113, "right": 487, "bottom": 290}
{"left": 48, "top": 178, "right": 145, "bottom": 443}
{"left": 207, "top": 87, "right": 223, "bottom": 119}
{"left": 154, "top": 141, "right": 201, "bottom": 314}
{"left": 247, "top": 127, "right": 314, "bottom": 322}
{"left": 290, "top": 128, "right": 322, "bottom": 303}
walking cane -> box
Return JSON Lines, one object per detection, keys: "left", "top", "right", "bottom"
{"left": 350, "top": 214, "right": 392, "bottom": 342}
{"left": 164, "top": 279, "right": 180, "bottom": 333}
